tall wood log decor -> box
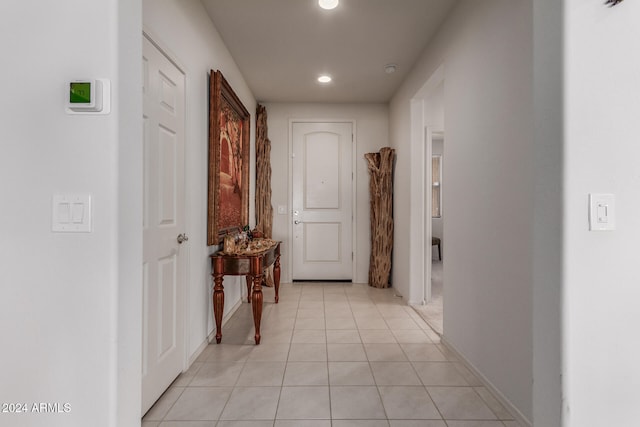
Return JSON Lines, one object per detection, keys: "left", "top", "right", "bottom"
{"left": 256, "top": 105, "right": 275, "bottom": 286}
{"left": 255, "top": 104, "right": 273, "bottom": 238}
{"left": 365, "top": 147, "right": 395, "bottom": 288}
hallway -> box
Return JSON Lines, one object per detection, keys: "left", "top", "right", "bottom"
{"left": 143, "top": 282, "right": 520, "bottom": 426}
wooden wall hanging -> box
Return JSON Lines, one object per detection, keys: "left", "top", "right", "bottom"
{"left": 207, "top": 70, "right": 250, "bottom": 246}
{"left": 255, "top": 104, "right": 273, "bottom": 239}
{"left": 365, "top": 147, "right": 395, "bottom": 288}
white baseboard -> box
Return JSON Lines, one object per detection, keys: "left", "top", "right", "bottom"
{"left": 188, "top": 337, "right": 209, "bottom": 366}
{"left": 440, "top": 336, "right": 533, "bottom": 427}
{"left": 187, "top": 298, "right": 243, "bottom": 366}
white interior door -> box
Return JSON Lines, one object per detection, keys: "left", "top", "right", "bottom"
{"left": 142, "top": 35, "right": 187, "bottom": 415}
{"left": 292, "top": 122, "right": 353, "bottom": 280}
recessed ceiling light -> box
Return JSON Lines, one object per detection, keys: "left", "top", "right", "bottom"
{"left": 319, "top": 0, "right": 339, "bottom": 10}
{"left": 318, "top": 75, "right": 332, "bottom": 83}
{"left": 384, "top": 64, "right": 397, "bottom": 74}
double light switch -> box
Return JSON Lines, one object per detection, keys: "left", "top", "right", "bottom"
{"left": 52, "top": 194, "right": 92, "bottom": 232}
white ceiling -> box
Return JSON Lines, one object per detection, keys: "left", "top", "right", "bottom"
{"left": 201, "top": 0, "right": 456, "bottom": 103}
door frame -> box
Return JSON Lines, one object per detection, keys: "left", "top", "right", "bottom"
{"left": 288, "top": 119, "right": 357, "bottom": 282}
{"left": 142, "top": 28, "right": 190, "bottom": 405}
{"left": 408, "top": 65, "right": 444, "bottom": 305}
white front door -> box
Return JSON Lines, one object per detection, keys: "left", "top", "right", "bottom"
{"left": 292, "top": 122, "right": 353, "bottom": 280}
{"left": 141, "top": 35, "right": 187, "bottom": 414}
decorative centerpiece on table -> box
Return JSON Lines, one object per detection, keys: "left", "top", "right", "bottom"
{"left": 222, "top": 225, "right": 277, "bottom": 255}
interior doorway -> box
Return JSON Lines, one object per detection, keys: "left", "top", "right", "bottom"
{"left": 425, "top": 132, "right": 444, "bottom": 334}
{"left": 408, "top": 67, "right": 445, "bottom": 334}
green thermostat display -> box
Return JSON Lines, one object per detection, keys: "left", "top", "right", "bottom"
{"left": 70, "top": 82, "right": 92, "bottom": 104}
{"left": 66, "top": 79, "right": 108, "bottom": 114}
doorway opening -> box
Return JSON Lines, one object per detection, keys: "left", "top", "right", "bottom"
{"left": 423, "top": 131, "right": 444, "bottom": 334}
{"left": 408, "top": 67, "right": 445, "bottom": 335}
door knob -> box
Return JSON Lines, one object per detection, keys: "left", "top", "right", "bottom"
{"left": 177, "top": 233, "right": 189, "bottom": 244}
{"left": 294, "top": 220, "right": 302, "bottom": 225}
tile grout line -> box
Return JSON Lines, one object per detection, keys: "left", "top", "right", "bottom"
{"left": 323, "top": 288, "right": 333, "bottom": 423}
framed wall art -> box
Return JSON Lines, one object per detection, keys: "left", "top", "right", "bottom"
{"left": 207, "top": 70, "right": 250, "bottom": 245}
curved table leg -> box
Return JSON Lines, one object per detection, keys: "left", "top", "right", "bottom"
{"left": 274, "top": 250, "right": 281, "bottom": 304}
{"left": 250, "top": 257, "right": 264, "bottom": 344}
{"left": 245, "top": 275, "right": 252, "bottom": 303}
{"left": 212, "top": 257, "right": 225, "bottom": 344}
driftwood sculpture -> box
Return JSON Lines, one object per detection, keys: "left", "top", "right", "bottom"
{"left": 255, "top": 104, "right": 275, "bottom": 286}
{"left": 255, "top": 104, "right": 273, "bottom": 238}
{"left": 365, "top": 147, "right": 395, "bottom": 288}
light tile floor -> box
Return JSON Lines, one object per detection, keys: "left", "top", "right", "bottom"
{"left": 143, "top": 282, "right": 521, "bottom": 427}
{"left": 412, "top": 261, "right": 443, "bottom": 335}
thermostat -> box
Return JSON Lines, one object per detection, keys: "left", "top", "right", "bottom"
{"left": 65, "top": 79, "right": 110, "bottom": 114}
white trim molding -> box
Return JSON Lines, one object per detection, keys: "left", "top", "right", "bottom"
{"left": 440, "top": 336, "right": 533, "bottom": 427}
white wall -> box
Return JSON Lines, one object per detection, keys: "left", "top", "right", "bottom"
{"left": 264, "top": 103, "right": 389, "bottom": 284}
{"left": 532, "top": 0, "right": 563, "bottom": 425}
{"left": 424, "top": 82, "right": 445, "bottom": 133}
{"left": 0, "top": 1, "right": 142, "bottom": 426}
{"left": 563, "top": 1, "right": 640, "bottom": 426}
{"left": 143, "top": 0, "right": 257, "bottom": 359}
{"left": 390, "top": 0, "right": 533, "bottom": 422}
{"left": 117, "top": 1, "right": 144, "bottom": 424}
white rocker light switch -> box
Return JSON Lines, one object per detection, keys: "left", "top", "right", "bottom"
{"left": 589, "top": 193, "right": 615, "bottom": 231}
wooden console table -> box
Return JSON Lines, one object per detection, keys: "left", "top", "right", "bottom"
{"left": 210, "top": 241, "right": 280, "bottom": 345}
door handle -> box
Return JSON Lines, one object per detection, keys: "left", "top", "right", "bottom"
{"left": 294, "top": 220, "right": 303, "bottom": 225}
{"left": 177, "top": 233, "right": 189, "bottom": 244}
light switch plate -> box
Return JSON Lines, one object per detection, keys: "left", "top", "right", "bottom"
{"left": 589, "top": 193, "right": 615, "bottom": 231}
{"left": 53, "top": 194, "right": 92, "bottom": 232}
